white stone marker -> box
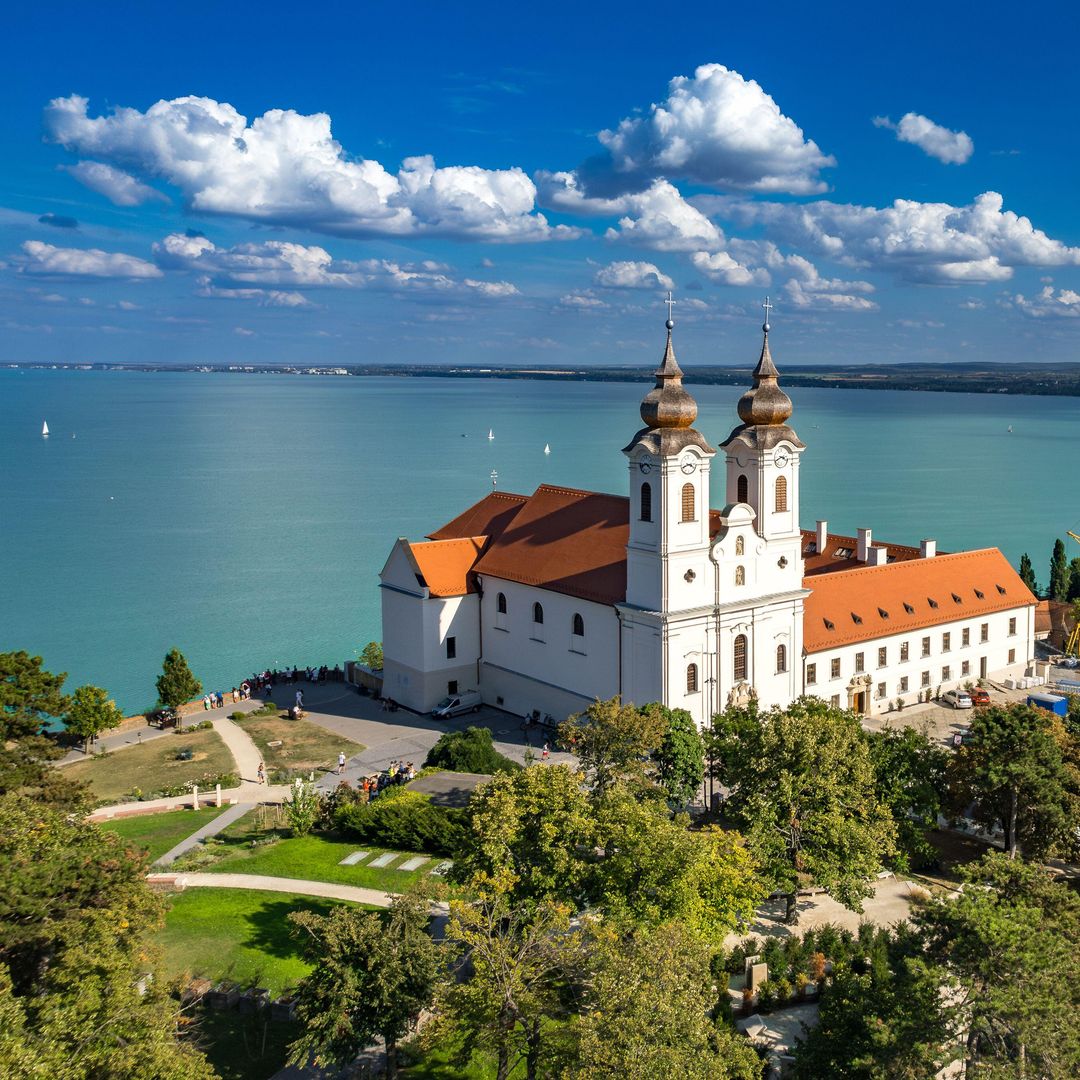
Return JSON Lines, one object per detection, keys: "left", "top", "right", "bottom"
{"left": 192, "top": 785, "right": 199, "bottom": 811}
{"left": 398, "top": 856, "right": 428, "bottom": 871}
{"left": 339, "top": 851, "right": 369, "bottom": 866}
{"left": 368, "top": 852, "right": 397, "bottom": 868}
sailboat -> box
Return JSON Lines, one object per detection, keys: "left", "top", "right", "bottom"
{"left": 543, "top": 444, "right": 551, "bottom": 455}
{"left": 488, "top": 429, "right": 495, "bottom": 441}
{"left": 1007, "top": 425, "right": 1013, "bottom": 433}
{"left": 41, "top": 420, "right": 49, "bottom": 438}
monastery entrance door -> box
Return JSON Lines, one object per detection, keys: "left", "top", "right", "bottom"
{"left": 847, "top": 674, "right": 872, "bottom": 715}
{"left": 853, "top": 691, "right": 867, "bottom": 715}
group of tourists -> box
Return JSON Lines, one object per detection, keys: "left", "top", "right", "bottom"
{"left": 247, "top": 665, "right": 342, "bottom": 691}
{"left": 202, "top": 691, "right": 226, "bottom": 710}
{"left": 351, "top": 760, "right": 416, "bottom": 800}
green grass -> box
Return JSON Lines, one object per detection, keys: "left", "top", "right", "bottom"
{"left": 176, "top": 828, "right": 446, "bottom": 893}
{"left": 64, "top": 727, "right": 236, "bottom": 802}
{"left": 231, "top": 710, "right": 364, "bottom": 778}
{"left": 98, "top": 806, "right": 230, "bottom": 861}
{"left": 160, "top": 888, "right": 364, "bottom": 996}
{"left": 192, "top": 1010, "right": 299, "bottom": 1080}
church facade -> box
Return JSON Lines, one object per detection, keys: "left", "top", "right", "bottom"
{"left": 379, "top": 313, "right": 1036, "bottom": 726}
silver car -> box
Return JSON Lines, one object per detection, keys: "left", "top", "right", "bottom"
{"left": 941, "top": 689, "right": 973, "bottom": 709}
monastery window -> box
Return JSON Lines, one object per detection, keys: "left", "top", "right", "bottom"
{"left": 921, "top": 636, "right": 931, "bottom": 658}
{"left": 962, "top": 660, "right": 970, "bottom": 677}
{"left": 831, "top": 694, "right": 841, "bottom": 709}
{"left": 942, "top": 632, "right": 951, "bottom": 653}
{"left": 855, "top": 652, "right": 865, "bottom": 674}
{"left": 878, "top": 647, "right": 887, "bottom": 668}
{"left": 686, "top": 663, "right": 699, "bottom": 694}
{"left": 806, "top": 663, "right": 817, "bottom": 685}
{"left": 497, "top": 593, "right": 507, "bottom": 614}
{"left": 681, "top": 483, "right": 696, "bottom": 522}
{"left": 962, "top": 627, "right": 970, "bottom": 647}
{"left": 776, "top": 644, "right": 787, "bottom": 674}
{"left": 775, "top": 476, "right": 788, "bottom": 513}
{"left": 735, "top": 565, "right": 746, "bottom": 586}
{"left": 446, "top": 636, "right": 457, "bottom": 660}
{"left": 877, "top": 682, "right": 887, "bottom": 700}
{"left": 900, "top": 641, "right": 909, "bottom": 662}
{"left": 533, "top": 602, "right": 544, "bottom": 625}
{"left": 1008, "top": 648, "right": 1016, "bottom": 664}
{"left": 980, "top": 623, "right": 989, "bottom": 643}
{"left": 942, "top": 665, "right": 951, "bottom": 682}
{"left": 737, "top": 474, "right": 748, "bottom": 504}
{"left": 734, "top": 635, "right": 748, "bottom": 681}
{"left": 899, "top": 676, "right": 909, "bottom": 693}
{"left": 1008, "top": 617, "right": 1017, "bottom": 636}
{"left": 921, "top": 670, "right": 931, "bottom": 688}
{"left": 735, "top": 535, "right": 744, "bottom": 556}
{"left": 640, "top": 482, "right": 652, "bottom": 522}
{"left": 830, "top": 657, "right": 841, "bottom": 679}
{"left": 572, "top": 613, "right": 585, "bottom": 638}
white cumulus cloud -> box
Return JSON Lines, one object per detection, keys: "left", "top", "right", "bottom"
{"left": 19, "top": 240, "right": 162, "bottom": 278}
{"left": 689, "top": 250, "right": 768, "bottom": 287}
{"left": 1009, "top": 285, "right": 1080, "bottom": 318}
{"left": 45, "top": 94, "right": 574, "bottom": 242}
{"left": 873, "top": 112, "right": 973, "bottom": 165}
{"left": 580, "top": 64, "right": 834, "bottom": 196}
{"left": 594, "top": 260, "right": 674, "bottom": 290}
{"left": 63, "top": 160, "right": 170, "bottom": 206}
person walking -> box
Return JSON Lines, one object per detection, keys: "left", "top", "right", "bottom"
{"left": 337, "top": 751, "right": 346, "bottom": 775}
{"left": 256, "top": 761, "right": 265, "bottom": 785}
{"left": 542, "top": 742, "right": 550, "bottom": 761}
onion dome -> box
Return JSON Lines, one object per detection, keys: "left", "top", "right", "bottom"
{"left": 639, "top": 318, "right": 699, "bottom": 430}
{"left": 736, "top": 319, "right": 793, "bottom": 427}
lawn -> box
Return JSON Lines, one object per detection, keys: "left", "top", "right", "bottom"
{"left": 64, "top": 728, "right": 236, "bottom": 803}
{"left": 175, "top": 827, "right": 447, "bottom": 894}
{"left": 160, "top": 887, "right": 364, "bottom": 996}
{"left": 231, "top": 710, "right": 364, "bottom": 779}
{"left": 99, "top": 806, "right": 230, "bottom": 861}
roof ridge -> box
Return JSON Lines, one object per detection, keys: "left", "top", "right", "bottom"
{"left": 533, "top": 483, "right": 626, "bottom": 500}
{"left": 809, "top": 547, "right": 1005, "bottom": 580}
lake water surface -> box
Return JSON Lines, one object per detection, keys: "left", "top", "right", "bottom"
{"left": 2, "top": 368, "right": 1077, "bottom": 713}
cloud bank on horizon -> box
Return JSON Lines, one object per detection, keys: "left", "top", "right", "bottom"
{"left": 5, "top": 57, "right": 1080, "bottom": 362}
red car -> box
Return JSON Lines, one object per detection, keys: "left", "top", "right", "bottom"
{"left": 969, "top": 688, "right": 991, "bottom": 707}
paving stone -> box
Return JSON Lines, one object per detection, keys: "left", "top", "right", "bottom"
{"left": 338, "top": 851, "right": 369, "bottom": 866}
{"left": 368, "top": 852, "right": 398, "bottom": 868}
{"left": 398, "top": 856, "right": 428, "bottom": 871}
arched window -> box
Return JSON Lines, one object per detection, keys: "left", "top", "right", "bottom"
{"left": 680, "top": 482, "right": 695, "bottom": 522}
{"left": 734, "top": 634, "right": 748, "bottom": 681}
{"left": 496, "top": 592, "right": 507, "bottom": 614}
{"left": 737, "top": 474, "right": 748, "bottom": 503}
{"left": 775, "top": 475, "right": 788, "bottom": 513}
{"left": 640, "top": 482, "right": 652, "bottom": 522}
{"left": 572, "top": 613, "right": 584, "bottom": 637}
{"left": 735, "top": 535, "right": 744, "bottom": 556}
{"left": 533, "top": 602, "right": 544, "bottom": 625}
{"left": 735, "top": 565, "right": 745, "bottom": 586}
{"left": 686, "top": 663, "right": 699, "bottom": 694}
{"left": 776, "top": 644, "right": 787, "bottom": 673}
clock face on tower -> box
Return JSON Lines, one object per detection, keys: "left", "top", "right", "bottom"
{"left": 774, "top": 450, "right": 789, "bottom": 468}
{"left": 680, "top": 460, "right": 696, "bottom": 475}
{"left": 638, "top": 462, "right": 652, "bottom": 474}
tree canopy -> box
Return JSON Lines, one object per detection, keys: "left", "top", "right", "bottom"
{"left": 557, "top": 696, "right": 667, "bottom": 791}
{"left": 651, "top": 704, "right": 705, "bottom": 805}
{"left": 155, "top": 648, "right": 202, "bottom": 711}
{"left": 63, "top": 684, "right": 124, "bottom": 755}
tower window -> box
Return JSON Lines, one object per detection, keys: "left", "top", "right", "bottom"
{"left": 681, "top": 482, "right": 695, "bottom": 522}
{"left": 737, "top": 474, "right": 748, "bottom": 504}
{"left": 686, "top": 663, "right": 699, "bottom": 694}
{"left": 735, "top": 565, "right": 745, "bottom": 586}
{"left": 775, "top": 475, "right": 788, "bottom": 512}
{"left": 734, "top": 634, "right": 748, "bottom": 681}
{"left": 735, "top": 535, "right": 744, "bottom": 556}
{"left": 776, "top": 644, "right": 787, "bottom": 673}
{"left": 572, "top": 613, "right": 584, "bottom": 637}
{"left": 640, "top": 482, "right": 652, "bottom": 522}
{"left": 496, "top": 592, "right": 507, "bottom": 614}
{"left": 533, "top": 602, "right": 544, "bottom": 625}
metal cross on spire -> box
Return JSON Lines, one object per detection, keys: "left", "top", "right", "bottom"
{"left": 762, "top": 295, "right": 774, "bottom": 330}
{"left": 664, "top": 290, "right": 676, "bottom": 325}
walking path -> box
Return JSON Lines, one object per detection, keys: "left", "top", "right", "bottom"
{"left": 209, "top": 714, "right": 264, "bottom": 786}
{"left": 146, "top": 871, "right": 422, "bottom": 909}
{"left": 153, "top": 803, "right": 252, "bottom": 867}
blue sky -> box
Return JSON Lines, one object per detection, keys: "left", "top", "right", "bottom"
{"left": 3, "top": 0, "right": 1079, "bottom": 368}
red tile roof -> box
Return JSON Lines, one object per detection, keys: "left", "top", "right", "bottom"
{"left": 428, "top": 491, "right": 528, "bottom": 543}
{"left": 407, "top": 537, "right": 488, "bottom": 597}
{"left": 803, "top": 548, "right": 1035, "bottom": 653}
{"left": 801, "top": 529, "right": 924, "bottom": 576}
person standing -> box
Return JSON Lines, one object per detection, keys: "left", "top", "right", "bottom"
{"left": 338, "top": 751, "right": 346, "bottom": 775}
{"left": 256, "top": 761, "right": 265, "bottom": 785}
{"left": 542, "top": 742, "right": 550, "bottom": 761}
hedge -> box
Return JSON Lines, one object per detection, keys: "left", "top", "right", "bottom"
{"left": 334, "top": 788, "right": 465, "bottom": 857}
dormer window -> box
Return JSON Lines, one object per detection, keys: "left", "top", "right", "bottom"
{"left": 927, "top": 597, "right": 939, "bottom": 609}
{"left": 903, "top": 602, "right": 915, "bottom": 614}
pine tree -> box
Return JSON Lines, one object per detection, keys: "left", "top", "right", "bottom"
{"left": 155, "top": 648, "right": 202, "bottom": 711}
{"left": 1049, "top": 538, "right": 1070, "bottom": 601}
{"left": 1068, "top": 557, "right": 1080, "bottom": 601}
{"left": 1018, "top": 552, "right": 1039, "bottom": 596}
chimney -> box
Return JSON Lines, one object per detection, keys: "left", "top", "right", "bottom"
{"left": 921, "top": 539, "right": 937, "bottom": 559}
{"left": 868, "top": 545, "right": 888, "bottom": 567}
{"left": 857, "top": 527, "right": 872, "bottom": 563}
{"left": 816, "top": 520, "right": 828, "bottom": 554}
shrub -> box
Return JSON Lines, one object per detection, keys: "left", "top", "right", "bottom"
{"left": 424, "top": 726, "right": 520, "bottom": 774}
{"left": 774, "top": 977, "right": 792, "bottom": 1005}
{"left": 335, "top": 789, "right": 465, "bottom": 856}
{"left": 741, "top": 986, "right": 754, "bottom": 1015}
{"left": 795, "top": 972, "right": 810, "bottom": 998}
{"left": 810, "top": 951, "right": 827, "bottom": 983}
{"left": 284, "top": 780, "right": 321, "bottom": 837}
{"left": 757, "top": 981, "right": 776, "bottom": 1011}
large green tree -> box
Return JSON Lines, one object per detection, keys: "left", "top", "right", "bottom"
{"left": 1067, "top": 557, "right": 1080, "bottom": 601}
{"left": 1049, "top": 538, "right": 1071, "bottom": 601}
{"left": 155, "top": 648, "right": 202, "bottom": 711}
{"left": 564, "top": 922, "right": 760, "bottom": 1080}
{"left": 0, "top": 794, "right": 214, "bottom": 1078}
{"left": 867, "top": 725, "right": 948, "bottom": 870}
{"left": 557, "top": 696, "right": 666, "bottom": 791}
{"left": 288, "top": 895, "right": 440, "bottom": 1079}
{"left": 712, "top": 698, "right": 897, "bottom": 923}
{"left": 63, "top": 684, "right": 124, "bottom": 755}
{"left": 1018, "top": 553, "right": 1039, "bottom": 596}
{"left": 651, "top": 704, "right": 705, "bottom": 805}
{"left": 946, "top": 703, "right": 1078, "bottom": 859}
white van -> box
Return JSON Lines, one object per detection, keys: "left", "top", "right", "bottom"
{"left": 431, "top": 690, "right": 482, "bottom": 720}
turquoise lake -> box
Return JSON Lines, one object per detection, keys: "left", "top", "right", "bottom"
{"left": 2, "top": 367, "right": 1077, "bottom": 714}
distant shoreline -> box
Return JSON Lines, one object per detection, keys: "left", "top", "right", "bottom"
{"left": 6, "top": 361, "right": 1080, "bottom": 397}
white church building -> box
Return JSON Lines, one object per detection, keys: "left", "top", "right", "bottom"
{"left": 379, "top": 309, "right": 1036, "bottom": 726}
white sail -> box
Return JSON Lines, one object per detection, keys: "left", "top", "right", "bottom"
{"left": 42, "top": 420, "right": 49, "bottom": 437}
{"left": 488, "top": 428, "right": 494, "bottom": 440}
{"left": 544, "top": 443, "right": 550, "bottom": 454}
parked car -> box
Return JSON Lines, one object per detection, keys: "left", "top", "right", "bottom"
{"left": 1058, "top": 656, "right": 1079, "bottom": 669}
{"left": 969, "top": 688, "right": 991, "bottom": 707}
{"left": 431, "top": 690, "right": 483, "bottom": 720}
{"left": 941, "top": 689, "right": 973, "bottom": 709}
